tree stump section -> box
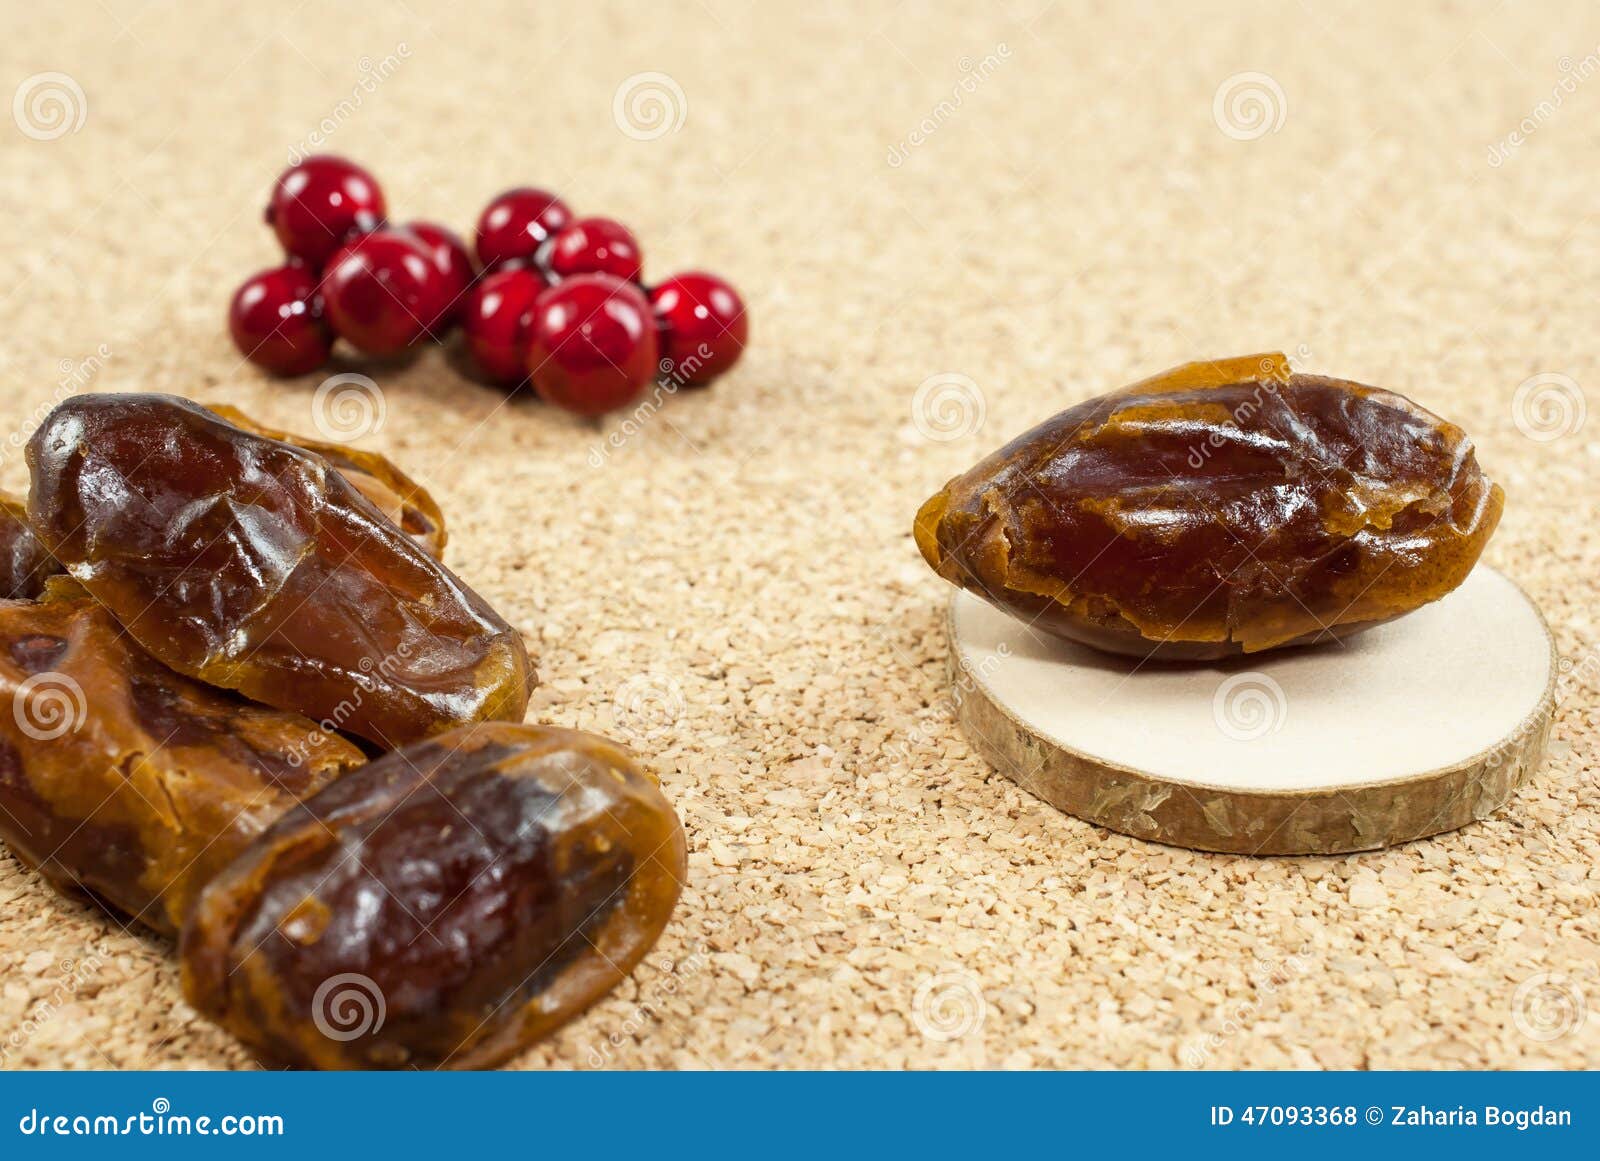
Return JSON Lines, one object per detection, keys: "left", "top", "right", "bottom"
{"left": 946, "top": 566, "right": 1555, "bottom": 855}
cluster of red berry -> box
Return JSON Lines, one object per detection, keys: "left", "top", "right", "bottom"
{"left": 227, "top": 155, "right": 747, "bottom": 416}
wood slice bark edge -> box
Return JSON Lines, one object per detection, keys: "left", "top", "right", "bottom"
{"left": 945, "top": 600, "right": 1557, "bottom": 856}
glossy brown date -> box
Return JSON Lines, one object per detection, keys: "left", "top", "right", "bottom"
{"left": 0, "top": 490, "right": 61, "bottom": 600}
{"left": 204, "top": 403, "right": 447, "bottom": 558}
{"left": 26, "top": 394, "right": 533, "bottom": 748}
{"left": 181, "top": 721, "right": 687, "bottom": 1070}
{"left": 0, "top": 597, "right": 362, "bottom": 935}
{"left": 915, "top": 353, "right": 1504, "bottom": 659}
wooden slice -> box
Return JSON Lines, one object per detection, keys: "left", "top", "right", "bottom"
{"left": 946, "top": 566, "right": 1556, "bottom": 855}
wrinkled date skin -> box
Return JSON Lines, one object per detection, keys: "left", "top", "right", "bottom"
{"left": 0, "top": 491, "right": 62, "bottom": 600}
{"left": 0, "top": 598, "right": 362, "bottom": 934}
{"left": 205, "top": 403, "right": 448, "bottom": 558}
{"left": 915, "top": 353, "right": 1504, "bottom": 659}
{"left": 181, "top": 722, "right": 687, "bottom": 1070}
{"left": 27, "top": 394, "right": 533, "bottom": 748}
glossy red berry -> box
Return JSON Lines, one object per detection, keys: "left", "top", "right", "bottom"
{"left": 525, "top": 275, "right": 659, "bottom": 416}
{"left": 475, "top": 187, "right": 573, "bottom": 270}
{"left": 462, "top": 268, "right": 547, "bottom": 386}
{"left": 265, "top": 156, "right": 386, "bottom": 269}
{"left": 649, "top": 272, "right": 748, "bottom": 386}
{"left": 321, "top": 229, "right": 449, "bottom": 356}
{"left": 228, "top": 264, "right": 333, "bottom": 376}
{"left": 546, "top": 217, "right": 643, "bottom": 282}
{"left": 403, "top": 221, "right": 475, "bottom": 336}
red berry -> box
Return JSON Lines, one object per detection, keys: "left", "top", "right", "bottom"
{"left": 265, "top": 156, "right": 386, "bottom": 269}
{"left": 475, "top": 187, "right": 572, "bottom": 270}
{"left": 321, "top": 229, "right": 448, "bottom": 356}
{"left": 403, "top": 220, "right": 475, "bottom": 336}
{"left": 462, "top": 268, "right": 547, "bottom": 386}
{"left": 228, "top": 264, "right": 332, "bottom": 376}
{"left": 546, "top": 217, "right": 642, "bottom": 282}
{"left": 525, "top": 275, "right": 658, "bottom": 416}
{"left": 649, "top": 272, "right": 747, "bottom": 385}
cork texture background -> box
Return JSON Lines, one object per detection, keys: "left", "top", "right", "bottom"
{"left": 0, "top": 0, "right": 1596, "bottom": 1068}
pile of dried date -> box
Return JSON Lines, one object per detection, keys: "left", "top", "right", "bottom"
{"left": 229, "top": 154, "right": 747, "bottom": 415}
{"left": 0, "top": 393, "right": 686, "bottom": 1069}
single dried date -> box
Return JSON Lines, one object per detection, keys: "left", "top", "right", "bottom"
{"left": 181, "top": 721, "right": 687, "bottom": 1070}
{"left": 0, "top": 490, "right": 62, "bottom": 600}
{"left": 27, "top": 394, "right": 533, "bottom": 748}
{"left": 0, "top": 597, "right": 362, "bottom": 934}
{"left": 914, "top": 353, "right": 1504, "bottom": 659}
{"left": 205, "top": 403, "right": 447, "bottom": 558}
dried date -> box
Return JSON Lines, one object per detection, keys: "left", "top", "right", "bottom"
{"left": 0, "top": 490, "right": 61, "bottom": 600}
{"left": 181, "top": 721, "right": 687, "bottom": 1070}
{"left": 26, "top": 394, "right": 533, "bottom": 747}
{"left": 0, "top": 597, "right": 362, "bottom": 934}
{"left": 205, "top": 403, "right": 447, "bottom": 558}
{"left": 914, "top": 353, "right": 1504, "bottom": 659}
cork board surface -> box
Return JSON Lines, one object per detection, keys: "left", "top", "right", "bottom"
{"left": 1, "top": 0, "right": 1597, "bottom": 1069}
